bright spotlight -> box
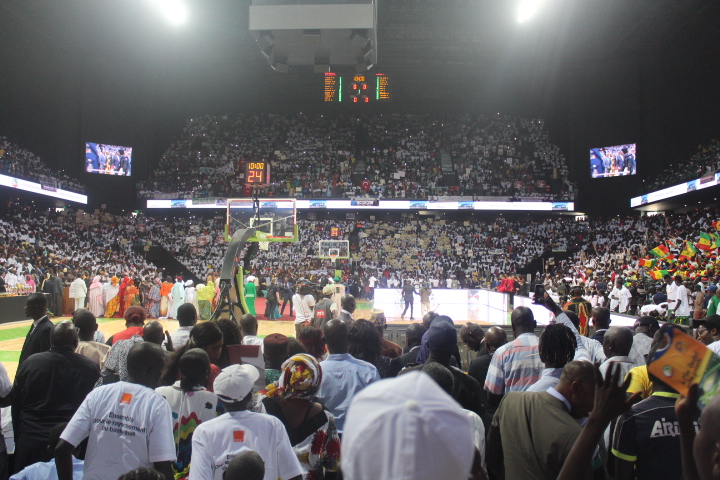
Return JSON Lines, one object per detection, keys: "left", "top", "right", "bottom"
{"left": 517, "top": 0, "right": 543, "bottom": 23}
{"left": 155, "top": 0, "right": 188, "bottom": 25}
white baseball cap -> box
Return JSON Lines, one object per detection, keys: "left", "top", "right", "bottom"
{"left": 213, "top": 364, "right": 260, "bottom": 403}
{"left": 342, "top": 371, "right": 474, "bottom": 480}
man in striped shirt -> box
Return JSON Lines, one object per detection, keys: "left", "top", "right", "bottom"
{"left": 484, "top": 306, "right": 543, "bottom": 421}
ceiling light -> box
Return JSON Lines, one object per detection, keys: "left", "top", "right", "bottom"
{"left": 155, "top": 0, "right": 188, "bottom": 25}
{"left": 517, "top": 0, "right": 544, "bottom": 23}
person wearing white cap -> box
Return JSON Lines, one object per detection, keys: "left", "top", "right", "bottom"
{"left": 342, "top": 371, "right": 482, "bottom": 480}
{"left": 188, "top": 364, "right": 303, "bottom": 480}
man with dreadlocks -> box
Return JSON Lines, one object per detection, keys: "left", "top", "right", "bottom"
{"left": 527, "top": 323, "right": 577, "bottom": 392}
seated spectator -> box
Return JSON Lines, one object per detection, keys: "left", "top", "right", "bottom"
{"left": 189, "top": 364, "right": 303, "bottom": 480}
{"left": 9, "top": 422, "right": 84, "bottom": 480}
{"left": 253, "top": 354, "right": 341, "bottom": 479}
{"left": 371, "top": 311, "right": 402, "bottom": 359}
{"left": 223, "top": 450, "right": 265, "bottom": 480}
{"left": 156, "top": 349, "right": 223, "bottom": 479}
{"left": 215, "top": 319, "right": 243, "bottom": 370}
{"left": 55, "top": 342, "right": 176, "bottom": 480}
{"left": 108, "top": 306, "right": 147, "bottom": 345}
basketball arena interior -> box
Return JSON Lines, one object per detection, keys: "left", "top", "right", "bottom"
{"left": 0, "top": 0, "right": 720, "bottom": 479}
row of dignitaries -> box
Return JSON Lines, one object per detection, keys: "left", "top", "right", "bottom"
{"left": 2, "top": 291, "right": 720, "bottom": 480}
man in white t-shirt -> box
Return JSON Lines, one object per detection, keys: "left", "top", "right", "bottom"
{"left": 55, "top": 342, "right": 176, "bottom": 480}
{"left": 367, "top": 275, "right": 377, "bottom": 300}
{"left": 292, "top": 285, "right": 315, "bottom": 337}
{"left": 669, "top": 276, "right": 691, "bottom": 326}
{"left": 189, "top": 364, "right": 303, "bottom": 480}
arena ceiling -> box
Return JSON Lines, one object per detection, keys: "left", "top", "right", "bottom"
{"left": 1, "top": 0, "right": 718, "bottom": 106}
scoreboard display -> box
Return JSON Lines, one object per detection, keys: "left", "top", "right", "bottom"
{"left": 324, "top": 73, "right": 391, "bottom": 103}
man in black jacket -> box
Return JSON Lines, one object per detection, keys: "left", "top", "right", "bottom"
{"left": 52, "top": 272, "right": 64, "bottom": 316}
{"left": 389, "top": 322, "right": 426, "bottom": 377}
{"left": 12, "top": 321, "right": 100, "bottom": 472}
{"left": 18, "top": 293, "right": 53, "bottom": 368}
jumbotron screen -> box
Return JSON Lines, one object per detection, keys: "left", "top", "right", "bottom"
{"left": 85, "top": 142, "right": 132, "bottom": 176}
{"left": 324, "top": 73, "right": 391, "bottom": 103}
{"left": 589, "top": 143, "right": 636, "bottom": 178}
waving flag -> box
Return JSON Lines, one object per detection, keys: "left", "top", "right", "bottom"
{"left": 650, "top": 244, "right": 669, "bottom": 258}
{"left": 697, "top": 232, "right": 714, "bottom": 251}
{"left": 713, "top": 221, "right": 720, "bottom": 231}
{"left": 679, "top": 241, "right": 698, "bottom": 261}
{"left": 648, "top": 270, "right": 669, "bottom": 280}
{"left": 638, "top": 258, "right": 656, "bottom": 268}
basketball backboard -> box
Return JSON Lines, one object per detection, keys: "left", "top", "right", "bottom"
{"left": 226, "top": 198, "right": 297, "bottom": 240}
{"left": 318, "top": 239, "right": 350, "bottom": 259}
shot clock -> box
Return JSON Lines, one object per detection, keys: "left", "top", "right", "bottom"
{"left": 244, "top": 161, "right": 270, "bottom": 186}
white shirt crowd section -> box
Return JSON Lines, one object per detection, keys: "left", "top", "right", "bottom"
{"left": 3, "top": 199, "right": 720, "bottom": 292}
{"left": 136, "top": 112, "right": 575, "bottom": 201}
{"left": 0, "top": 136, "right": 86, "bottom": 193}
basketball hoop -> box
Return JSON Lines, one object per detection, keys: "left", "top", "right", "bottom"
{"left": 329, "top": 253, "right": 338, "bottom": 262}
{"left": 259, "top": 241, "right": 269, "bottom": 251}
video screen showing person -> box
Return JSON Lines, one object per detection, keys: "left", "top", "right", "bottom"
{"left": 85, "top": 142, "right": 132, "bottom": 176}
{"left": 589, "top": 143, "right": 636, "bottom": 178}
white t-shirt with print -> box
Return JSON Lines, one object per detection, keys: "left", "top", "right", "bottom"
{"left": 189, "top": 410, "right": 303, "bottom": 480}
{"left": 60, "top": 381, "right": 176, "bottom": 480}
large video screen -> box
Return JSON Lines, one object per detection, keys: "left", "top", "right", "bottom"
{"left": 590, "top": 143, "right": 636, "bottom": 178}
{"left": 85, "top": 143, "right": 132, "bottom": 176}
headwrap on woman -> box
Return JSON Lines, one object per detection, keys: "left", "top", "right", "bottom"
{"left": 263, "top": 353, "right": 322, "bottom": 400}
{"left": 90, "top": 276, "right": 101, "bottom": 290}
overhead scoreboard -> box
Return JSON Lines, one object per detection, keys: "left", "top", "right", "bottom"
{"left": 324, "top": 73, "right": 391, "bottom": 103}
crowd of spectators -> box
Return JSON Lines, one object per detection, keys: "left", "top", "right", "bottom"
{"left": 0, "top": 137, "right": 86, "bottom": 193}
{"left": 449, "top": 114, "right": 574, "bottom": 199}
{"left": 136, "top": 113, "right": 576, "bottom": 201}
{"left": 644, "top": 138, "right": 720, "bottom": 193}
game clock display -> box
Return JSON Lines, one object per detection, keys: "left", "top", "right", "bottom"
{"left": 244, "top": 161, "right": 270, "bottom": 186}
{"left": 324, "top": 73, "right": 391, "bottom": 102}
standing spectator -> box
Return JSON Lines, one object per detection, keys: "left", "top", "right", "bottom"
{"left": 87, "top": 276, "right": 104, "bottom": 318}
{"left": 196, "top": 280, "right": 215, "bottom": 321}
{"left": 629, "top": 316, "right": 659, "bottom": 366}
{"left": 12, "top": 322, "right": 100, "bottom": 473}
{"left": 71, "top": 276, "right": 87, "bottom": 312}
{"left": 292, "top": 285, "right": 315, "bottom": 336}
{"left": 55, "top": 342, "right": 176, "bottom": 480}
{"left": 315, "top": 320, "right": 380, "bottom": 433}
{"left": 612, "top": 325, "right": 699, "bottom": 480}
{"left": 170, "top": 304, "right": 197, "bottom": 349}
{"left": 264, "top": 278, "right": 280, "bottom": 320}
{"left": 371, "top": 311, "right": 402, "bottom": 359}
{"left": 311, "top": 285, "right": 338, "bottom": 330}
{"left": 72, "top": 309, "right": 110, "bottom": 370}
{"left": 18, "top": 293, "right": 53, "bottom": 368}
{"left": 468, "top": 326, "right": 507, "bottom": 417}
{"left": 170, "top": 277, "right": 186, "bottom": 320}
{"left": 188, "top": 364, "right": 303, "bottom": 480}
{"left": 486, "top": 361, "right": 597, "bottom": 480}
{"left": 527, "top": 323, "right": 576, "bottom": 393}
{"left": 590, "top": 307, "right": 611, "bottom": 344}
{"left": 52, "top": 273, "right": 64, "bottom": 317}
{"left": 388, "top": 322, "right": 426, "bottom": 377}
{"left": 419, "top": 283, "right": 432, "bottom": 317}
{"left": 669, "top": 276, "right": 690, "bottom": 326}
{"left": 484, "top": 307, "right": 543, "bottom": 416}
{"left": 337, "top": 295, "right": 355, "bottom": 326}
{"left": 155, "top": 349, "right": 223, "bottom": 479}
{"left": 401, "top": 321, "right": 484, "bottom": 417}
{"left": 599, "top": 327, "right": 635, "bottom": 383}
{"left": 244, "top": 276, "right": 257, "bottom": 316}
{"left": 349, "top": 319, "right": 391, "bottom": 379}
{"left": 280, "top": 277, "right": 294, "bottom": 318}
{"left": 0, "top": 354, "right": 13, "bottom": 478}
{"left": 400, "top": 279, "right": 418, "bottom": 320}
{"left": 563, "top": 287, "right": 592, "bottom": 336}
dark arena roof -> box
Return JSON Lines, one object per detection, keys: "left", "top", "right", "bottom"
{"left": 1, "top": 0, "right": 719, "bottom": 213}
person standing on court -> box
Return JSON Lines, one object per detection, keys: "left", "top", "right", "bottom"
{"left": 12, "top": 321, "right": 100, "bottom": 473}
{"left": 71, "top": 275, "right": 87, "bottom": 312}
{"left": 18, "top": 293, "right": 53, "bottom": 369}
{"left": 400, "top": 278, "right": 418, "bottom": 320}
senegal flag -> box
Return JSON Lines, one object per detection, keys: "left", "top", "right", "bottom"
{"left": 697, "top": 232, "right": 714, "bottom": 251}
{"left": 679, "top": 241, "right": 697, "bottom": 261}
{"left": 638, "top": 258, "right": 656, "bottom": 268}
{"left": 650, "top": 244, "right": 669, "bottom": 258}
{"left": 712, "top": 221, "right": 720, "bottom": 231}
{"left": 649, "top": 269, "right": 671, "bottom": 280}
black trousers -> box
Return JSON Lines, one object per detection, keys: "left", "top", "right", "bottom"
{"left": 402, "top": 300, "right": 413, "bottom": 318}
{"left": 281, "top": 298, "right": 292, "bottom": 316}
